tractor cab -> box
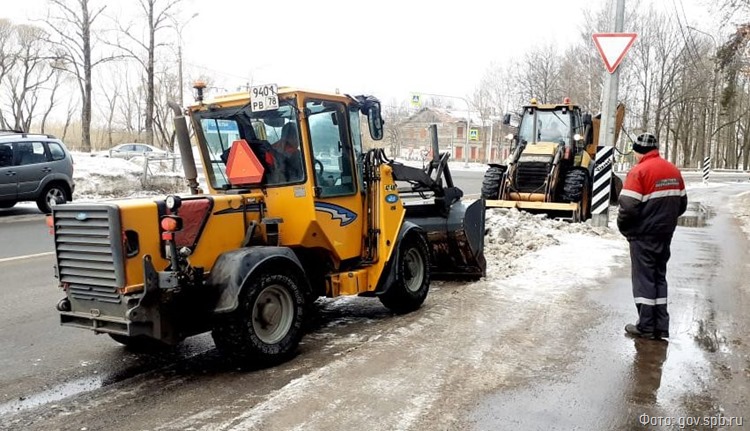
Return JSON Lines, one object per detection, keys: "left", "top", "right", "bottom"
{"left": 512, "top": 98, "right": 592, "bottom": 167}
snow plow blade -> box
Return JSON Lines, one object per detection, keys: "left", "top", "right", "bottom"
{"left": 404, "top": 198, "right": 486, "bottom": 279}
{"left": 485, "top": 200, "right": 581, "bottom": 222}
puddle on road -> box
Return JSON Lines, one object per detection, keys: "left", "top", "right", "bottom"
{"left": 0, "top": 376, "right": 103, "bottom": 416}
{"left": 677, "top": 202, "right": 715, "bottom": 228}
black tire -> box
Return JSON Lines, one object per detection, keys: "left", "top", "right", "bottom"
{"left": 610, "top": 175, "right": 623, "bottom": 205}
{"left": 379, "top": 233, "right": 430, "bottom": 314}
{"left": 211, "top": 271, "right": 306, "bottom": 366}
{"left": 560, "top": 170, "right": 587, "bottom": 203}
{"left": 108, "top": 334, "right": 171, "bottom": 352}
{"left": 36, "top": 183, "right": 68, "bottom": 214}
{"left": 480, "top": 166, "right": 506, "bottom": 200}
{"left": 560, "top": 170, "right": 592, "bottom": 221}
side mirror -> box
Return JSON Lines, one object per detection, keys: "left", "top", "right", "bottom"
{"left": 582, "top": 113, "right": 592, "bottom": 126}
{"left": 502, "top": 114, "right": 511, "bottom": 125}
{"left": 367, "top": 103, "right": 384, "bottom": 141}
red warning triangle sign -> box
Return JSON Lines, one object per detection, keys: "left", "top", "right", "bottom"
{"left": 592, "top": 33, "right": 637, "bottom": 74}
{"left": 226, "top": 139, "right": 265, "bottom": 185}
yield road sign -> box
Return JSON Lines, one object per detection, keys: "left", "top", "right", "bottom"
{"left": 592, "top": 33, "right": 637, "bottom": 73}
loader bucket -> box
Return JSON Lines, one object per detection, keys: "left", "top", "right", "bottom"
{"left": 404, "top": 199, "right": 486, "bottom": 279}
{"left": 486, "top": 200, "right": 582, "bottom": 222}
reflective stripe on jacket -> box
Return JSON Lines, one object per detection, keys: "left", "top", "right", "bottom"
{"left": 617, "top": 150, "right": 688, "bottom": 239}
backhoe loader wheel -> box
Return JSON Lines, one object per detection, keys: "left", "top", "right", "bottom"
{"left": 561, "top": 170, "right": 592, "bottom": 221}
{"left": 561, "top": 170, "right": 587, "bottom": 203}
{"left": 379, "top": 233, "right": 430, "bottom": 314}
{"left": 480, "top": 166, "right": 506, "bottom": 200}
{"left": 211, "top": 271, "right": 306, "bottom": 366}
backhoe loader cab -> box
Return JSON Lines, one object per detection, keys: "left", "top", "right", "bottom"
{"left": 51, "top": 85, "right": 485, "bottom": 366}
{"left": 483, "top": 98, "right": 622, "bottom": 222}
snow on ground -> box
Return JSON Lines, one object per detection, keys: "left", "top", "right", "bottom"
{"left": 71, "top": 152, "right": 184, "bottom": 201}
{"left": 730, "top": 190, "right": 750, "bottom": 238}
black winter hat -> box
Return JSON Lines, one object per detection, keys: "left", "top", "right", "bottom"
{"left": 633, "top": 133, "right": 658, "bottom": 154}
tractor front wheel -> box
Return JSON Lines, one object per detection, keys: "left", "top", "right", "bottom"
{"left": 481, "top": 166, "right": 506, "bottom": 200}
{"left": 212, "top": 271, "right": 306, "bottom": 366}
{"left": 379, "top": 233, "right": 431, "bottom": 314}
{"left": 561, "top": 170, "right": 592, "bottom": 221}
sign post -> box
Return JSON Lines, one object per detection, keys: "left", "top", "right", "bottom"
{"left": 591, "top": 0, "right": 633, "bottom": 227}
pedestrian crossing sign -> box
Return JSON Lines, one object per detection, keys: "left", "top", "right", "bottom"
{"left": 470, "top": 129, "right": 479, "bottom": 141}
{"left": 411, "top": 94, "right": 421, "bottom": 107}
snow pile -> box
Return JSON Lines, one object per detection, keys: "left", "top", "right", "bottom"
{"left": 71, "top": 152, "right": 185, "bottom": 200}
{"left": 483, "top": 208, "right": 624, "bottom": 282}
{"left": 730, "top": 190, "right": 750, "bottom": 238}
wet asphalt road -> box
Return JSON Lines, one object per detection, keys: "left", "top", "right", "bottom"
{"left": 472, "top": 184, "right": 750, "bottom": 429}
{"left": 0, "top": 171, "right": 749, "bottom": 430}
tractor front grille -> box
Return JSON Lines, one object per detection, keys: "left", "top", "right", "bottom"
{"left": 513, "top": 161, "right": 551, "bottom": 193}
{"left": 53, "top": 205, "right": 125, "bottom": 303}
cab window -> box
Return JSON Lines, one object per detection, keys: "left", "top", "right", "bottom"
{"left": 307, "top": 100, "right": 356, "bottom": 197}
{"left": 196, "top": 100, "right": 302, "bottom": 189}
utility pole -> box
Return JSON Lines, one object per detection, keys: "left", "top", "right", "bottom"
{"left": 592, "top": 0, "right": 625, "bottom": 228}
{"left": 175, "top": 13, "right": 199, "bottom": 107}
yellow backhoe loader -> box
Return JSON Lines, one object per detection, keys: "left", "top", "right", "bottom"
{"left": 481, "top": 98, "right": 624, "bottom": 221}
{"left": 50, "top": 85, "right": 485, "bottom": 365}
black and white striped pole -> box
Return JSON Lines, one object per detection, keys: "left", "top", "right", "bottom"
{"left": 592, "top": 146, "right": 615, "bottom": 222}
{"left": 591, "top": 0, "right": 631, "bottom": 227}
{"left": 702, "top": 156, "right": 711, "bottom": 184}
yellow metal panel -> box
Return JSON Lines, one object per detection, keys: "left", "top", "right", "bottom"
{"left": 486, "top": 199, "right": 578, "bottom": 212}
{"left": 362, "top": 164, "right": 405, "bottom": 293}
{"left": 523, "top": 142, "right": 557, "bottom": 154}
{"left": 118, "top": 200, "right": 166, "bottom": 292}
{"left": 329, "top": 269, "right": 369, "bottom": 296}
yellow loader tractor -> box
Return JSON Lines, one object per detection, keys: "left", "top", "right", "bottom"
{"left": 482, "top": 98, "right": 624, "bottom": 221}
{"left": 50, "top": 85, "right": 485, "bottom": 365}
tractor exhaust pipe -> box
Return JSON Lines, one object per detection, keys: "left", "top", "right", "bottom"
{"left": 168, "top": 101, "right": 201, "bottom": 195}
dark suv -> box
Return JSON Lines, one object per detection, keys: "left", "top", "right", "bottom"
{"left": 0, "top": 131, "right": 75, "bottom": 213}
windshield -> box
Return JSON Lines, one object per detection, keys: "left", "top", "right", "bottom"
{"left": 194, "top": 99, "right": 302, "bottom": 189}
{"left": 518, "top": 109, "right": 571, "bottom": 146}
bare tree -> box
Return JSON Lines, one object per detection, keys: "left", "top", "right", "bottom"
{"left": 0, "top": 19, "right": 16, "bottom": 128}
{"left": 46, "top": 0, "right": 118, "bottom": 151}
{"left": 111, "top": 0, "right": 183, "bottom": 148}
{"left": 96, "top": 66, "right": 121, "bottom": 148}
{"left": 152, "top": 65, "right": 179, "bottom": 149}
{"left": 3, "top": 24, "right": 55, "bottom": 132}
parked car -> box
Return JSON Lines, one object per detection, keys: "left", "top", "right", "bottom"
{"left": 104, "top": 143, "right": 169, "bottom": 160}
{"left": 0, "top": 131, "right": 75, "bottom": 213}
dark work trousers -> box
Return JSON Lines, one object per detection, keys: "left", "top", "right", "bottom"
{"left": 629, "top": 238, "right": 671, "bottom": 335}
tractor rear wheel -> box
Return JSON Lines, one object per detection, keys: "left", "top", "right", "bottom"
{"left": 480, "top": 166, "right": 506, "bottom": 200}
{"left": 379, "top": 233, "right": 430, "bottom": 314}
{"left": 212, "top": 271, "right": 306, "bottom": 366}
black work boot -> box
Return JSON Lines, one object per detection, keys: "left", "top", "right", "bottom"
{"left": 625, "top": 323, "right": 655, "bottom": 339}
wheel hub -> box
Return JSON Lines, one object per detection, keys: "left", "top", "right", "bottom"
{"left": 252, "top": 284, "right": 294, "bottom": 344}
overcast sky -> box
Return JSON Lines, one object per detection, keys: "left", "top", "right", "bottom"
{"left": 3, "top": 0, "right": 719, "bottom": 106}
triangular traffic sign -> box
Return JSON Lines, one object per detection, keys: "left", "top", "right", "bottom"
{"left": 592, "top": 33, "right": 637, "bottom": 73}
{"left": 226, "top": 139, "right": 265, "bottom": 185}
